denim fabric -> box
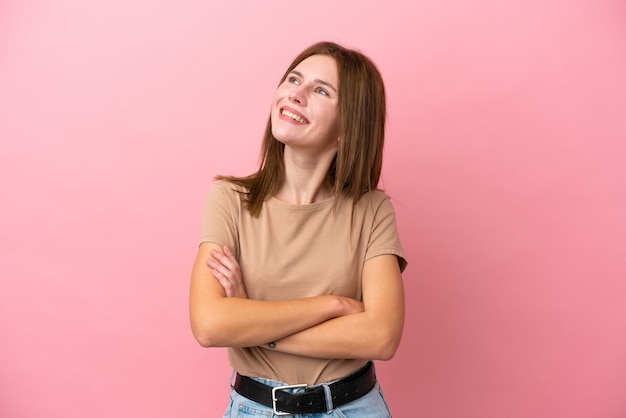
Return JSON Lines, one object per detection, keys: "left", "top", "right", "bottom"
{"left": 222, "top": 375, "right": 392, "bottom": 418}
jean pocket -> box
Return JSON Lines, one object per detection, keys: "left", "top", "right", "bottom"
{"left": 237, "top": 401, "right": 273, "bottom": 417}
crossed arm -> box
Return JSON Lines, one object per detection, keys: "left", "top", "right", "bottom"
{"left": 189, "top": 242, "right": 405, "bottom": 360}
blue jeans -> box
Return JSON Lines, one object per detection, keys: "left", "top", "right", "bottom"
{"left": 222, "top": 375, "right": 392, "bottom": 417}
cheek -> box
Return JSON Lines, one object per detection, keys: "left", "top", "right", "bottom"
{"left": 324, "top": 108, "right": 340, "bottom": 133}
{"left": 269, "top": 97, "right": 282, "bottom": 122}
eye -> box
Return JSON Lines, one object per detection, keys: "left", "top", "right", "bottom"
{"left": 315, "top": 87, "right": 329, "bottom": 96}
{"left": 288, "top": 76, "right": 300, "bottom": 85}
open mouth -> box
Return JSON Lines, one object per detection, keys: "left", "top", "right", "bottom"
{"left": 281, "top": 108, "right": 308, "bottom": 124}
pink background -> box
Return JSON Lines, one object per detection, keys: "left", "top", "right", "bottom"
{"left": 1, "top": 0, "right": 625, "bottom": 417}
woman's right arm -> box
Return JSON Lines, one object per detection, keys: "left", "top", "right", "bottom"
{"left": 189, "top": 242, "right": 362, "bottom": 348}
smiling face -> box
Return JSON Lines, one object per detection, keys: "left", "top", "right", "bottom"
{"left": 270, "top": 54, "right": 340, "bottom": 156}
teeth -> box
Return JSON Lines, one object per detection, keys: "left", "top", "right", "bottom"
{"left": 281, "top": 109, "right": 306, "bottom": 123}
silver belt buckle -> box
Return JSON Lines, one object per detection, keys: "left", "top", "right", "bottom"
{"left": 271, "top": 383, "right": 307, "bottom": 416}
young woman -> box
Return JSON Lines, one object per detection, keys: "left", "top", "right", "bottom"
{"left": 190, "top": 41, "right": 407, "bottom": 417}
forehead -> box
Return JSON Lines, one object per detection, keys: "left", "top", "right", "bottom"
{"left": 292, "top": 54, "right": 339, "bottom": 83}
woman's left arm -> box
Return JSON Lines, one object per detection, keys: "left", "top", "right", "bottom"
{"left": 272, "top": 254, "right": 405, "bottom": 360}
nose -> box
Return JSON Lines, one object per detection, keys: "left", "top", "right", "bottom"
{"left": 289, "top": 85, "right": 307, "bottom": 105}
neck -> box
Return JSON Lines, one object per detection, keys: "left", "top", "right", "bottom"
{"left": 275, "top": 146, "right": 336, "bottom": 205}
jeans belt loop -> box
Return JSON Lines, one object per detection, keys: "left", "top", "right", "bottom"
{"left": 322, "top": 383, "right": 334, "bottom": 412}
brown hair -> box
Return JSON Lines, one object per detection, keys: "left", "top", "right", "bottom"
{"left": 217, "top": 41, "right": 387, "bottom": 216}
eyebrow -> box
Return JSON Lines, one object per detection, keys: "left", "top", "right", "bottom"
{"left": 290, "top": 70, "right": 338, "bottom": 94}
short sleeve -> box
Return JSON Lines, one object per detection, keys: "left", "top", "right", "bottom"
{"left": 199, "top": 181, "right": 241, "bottom": 256}
{"left": 365, "top": 196, "right": 408, "bottom": 272}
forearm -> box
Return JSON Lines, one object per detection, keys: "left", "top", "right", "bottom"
{"left": 191, "top": 294, "right": 348, "bottom": 348}
{"left": 269, "top": 310, "right": 404, "bottom": 360}
{"left": 269, "top": 255, "right": 406, "bottom": 361}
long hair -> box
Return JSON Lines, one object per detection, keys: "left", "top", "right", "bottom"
{"left": 217, "top": 41, "right": 387, "bottom": 216}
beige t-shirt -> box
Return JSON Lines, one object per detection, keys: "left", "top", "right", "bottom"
{"left": 200, "top": 180, "right": 407, "bottom": 385}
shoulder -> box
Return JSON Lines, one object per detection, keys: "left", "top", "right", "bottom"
{"left": 212, "top": 179, "right": 248, "bottom": 193}
{"left": 204, "top": 180, "right": 249, "bottom": 213}
{"left": 208, "top": 180, "right": 247, "bottom": 199}
{"left": 353, "top": 189, "right": 394, "bottom": 214}
{"left": 364, "top": 189, "right": 392, "bottom": 204}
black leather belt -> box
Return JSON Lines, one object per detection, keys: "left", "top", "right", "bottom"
{"left": 233, "top": 362, "right": 376, "bottom": 415}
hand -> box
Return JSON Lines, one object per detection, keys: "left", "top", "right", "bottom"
{"left": 207, "top": 245, "right": 248, "bottom": 299}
